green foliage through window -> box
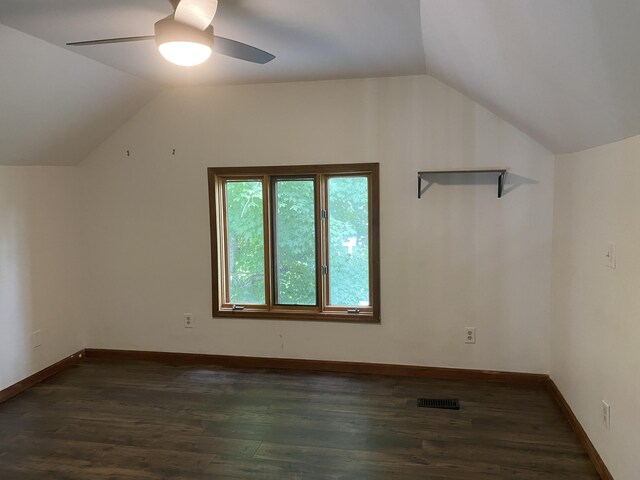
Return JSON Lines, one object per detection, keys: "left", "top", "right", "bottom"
{"left": 328, "top": 177, "right": 370, "bottom": 306}
{"left": 226, "top": 181, "right": 265, "bottom": 304}
{"left": 274, "top": 179, "right": 317, "bottom": 305}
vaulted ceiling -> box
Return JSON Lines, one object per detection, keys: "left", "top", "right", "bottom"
{"left": 1, "top": 0, "right": 640, "bottom": 165}
{"left": 420, "top": 0, "right": 640, "bottom": 154}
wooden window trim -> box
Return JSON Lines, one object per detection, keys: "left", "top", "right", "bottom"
{"left": 208, "top": 163, "right": 380, "bottom": 323}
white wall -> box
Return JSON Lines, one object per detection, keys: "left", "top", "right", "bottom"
{"left": 552, "top": 135, "right": 640, "bottom": 480}
{"left": 80, "top": 74, "right": 554, "bottom": 373}
{"left": 0, "top": 167, "right": 84, "bottom": 391}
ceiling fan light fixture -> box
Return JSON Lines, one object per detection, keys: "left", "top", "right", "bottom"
{"left": 159, "top": 41, "right": 211, "bottom": 66}
{"left": 154, "top": 16, "right": 214, "bottom": 67}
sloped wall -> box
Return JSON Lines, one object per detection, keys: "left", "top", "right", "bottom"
{"left": 0, "top": 24, "right": 159, "bottom": 166}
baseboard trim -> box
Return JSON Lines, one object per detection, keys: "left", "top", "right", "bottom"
{"left": 546, "top": 378, "right": 613, "bottom": 480}
{"left": 0, "top": 350, "right": 85, "bottom": 404}
{"left": 84, "top": 348, "right": 548, "bottom": 385}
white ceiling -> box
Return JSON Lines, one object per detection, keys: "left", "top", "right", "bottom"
{"left": 420, "top": 0, "right": 640, "bottom": 154}
{"left": 0, "top": 0, "right": 426, "bottom": 86}
{"left": 2, "top": 0, "right": 640, "bottom": 164}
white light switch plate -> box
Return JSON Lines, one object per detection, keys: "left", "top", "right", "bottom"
{"left": 32, "top": 330, "right": 42, "bottom": 348}
{"left": 602, "top": 400, "right": 611, "bottom": 429}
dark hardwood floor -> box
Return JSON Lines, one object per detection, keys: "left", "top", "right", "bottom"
{"left": 0, "top": 359, "right": 599, "bottom": 479}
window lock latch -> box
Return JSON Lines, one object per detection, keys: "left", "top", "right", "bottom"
{"left": 232, "top": 304, "right": 245, "bottom": 311}
{"left": 347, "top": 308, "right": 361, "bottom": 314}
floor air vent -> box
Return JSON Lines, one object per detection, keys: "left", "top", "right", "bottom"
{"left": 417, "top": 398, "right": 460, "bottom": 410}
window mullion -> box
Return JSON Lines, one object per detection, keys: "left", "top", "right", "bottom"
{"left": 269, "top": 176, "right": 281, "bottom": 307}
{"left": 319, "top": 174, "right": 329, "bottom": 312}
{"left": 315, "top": 174, "right": 322, "bottom": 310}
{"left": 262, "top": 175, "right": 273, "bottom": 311}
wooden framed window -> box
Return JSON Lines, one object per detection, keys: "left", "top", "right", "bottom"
{"left": 208, "top": 163, "right": 380, "bottom": 323}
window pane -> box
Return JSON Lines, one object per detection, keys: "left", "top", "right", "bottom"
{"left": 225, "top": 181, "right": 265, "bottom": 304}
{"left": 274, "top": 179, "right": 317, "bottom": 305}
{"left": 328, "top": 176, "right": 370, "bottom": 306}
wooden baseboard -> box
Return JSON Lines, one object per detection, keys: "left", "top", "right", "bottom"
{"left": 0, "top": 350, "right": 85, "bottom": 404}
{"left": 546, "top": 378, "right": 613, "bottom": 480}
{"left": 84, "top": 348, "right": 548, "bottom": 385}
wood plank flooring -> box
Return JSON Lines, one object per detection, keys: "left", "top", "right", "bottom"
{"left": 0, "top": 359, "right": 599, "bottom": 479}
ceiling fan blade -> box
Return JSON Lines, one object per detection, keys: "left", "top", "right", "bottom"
{"left": 175, "top": 0, "right": 218, "bottom": 30}
{"left": 214, "top": 36, "right": 275, "bottom": 64}
{"left": 67, "top": 36, "right": 155, "bottom": 46}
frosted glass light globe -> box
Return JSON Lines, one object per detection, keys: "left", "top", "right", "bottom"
{"left": 158, "top": 41, "right": 212, "bottom": 67}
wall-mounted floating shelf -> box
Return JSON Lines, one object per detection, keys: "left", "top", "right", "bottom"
{"left": 417, "top": 168, "right": 508, "bottom": 199}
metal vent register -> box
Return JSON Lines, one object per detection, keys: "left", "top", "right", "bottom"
{"left": 417, "top": 398, "right": 460, "bottom": 410}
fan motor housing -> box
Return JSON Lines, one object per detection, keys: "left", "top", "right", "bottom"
{"left": 154, "top": 16, "right": 214, "bottom": 48}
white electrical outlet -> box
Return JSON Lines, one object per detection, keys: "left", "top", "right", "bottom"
{"left": 602, "top": 401, "right": 611, "bottom": 429}
{"left": 465, "top": 327, "right": 476, "bottom": 344}
{"left": 184, "top": 313, "right": 194, "bottom": 328}
{"left": 31, "top": 330, "right": 42, "bottom": 348}
{"left": 605, "top": 242, "right": 616, "bottom": 269}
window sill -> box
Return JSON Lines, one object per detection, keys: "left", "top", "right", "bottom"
{"left": 214, "top": 308, "right": 380, "bottom": 324}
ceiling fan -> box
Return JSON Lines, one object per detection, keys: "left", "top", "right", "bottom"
{"left": 67, "top": 0, "right": 275, "bottom": 67}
